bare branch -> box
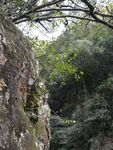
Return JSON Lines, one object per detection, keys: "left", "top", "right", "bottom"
{"left": 35, "top": 8, "right": 89, "bottom": 13}
{"left": 81, "top": 0, "right": 113, "bottom": 29}
{"left": 12, "top": 0, "right": 65, "bottom": 22}
{"left": 3, "top": 0, "right": 113, "bottom": 29}
{"left": 33, "top": 15, "right": 96, "bottom": 22}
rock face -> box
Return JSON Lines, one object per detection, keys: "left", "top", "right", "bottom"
{"left": 0, "top": 7, "right": 50, "bottom": 150}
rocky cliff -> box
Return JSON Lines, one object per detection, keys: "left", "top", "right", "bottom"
{"left": 0, "top": 6, "right": 50, "bottom": 150}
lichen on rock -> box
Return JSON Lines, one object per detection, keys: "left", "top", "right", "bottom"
{"left": 0, "top": 6, "right": 50, "bottom": 150}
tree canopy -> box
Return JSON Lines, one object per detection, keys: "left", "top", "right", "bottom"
{"left": 2, "top": 0, "right": 113, "bottom": 29}
{"left": 44, "top": 21, "right": 113, "bottom": 115}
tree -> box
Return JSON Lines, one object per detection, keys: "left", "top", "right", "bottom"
{"left": 45, "top": 22, "right": 113, "bottom": 114}
{"left": 2, "top": 0, "right": 113, "bottom": 29}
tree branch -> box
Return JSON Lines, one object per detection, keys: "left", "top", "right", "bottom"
{"left": 5, "top": 0, "right": 113, "bottom": 30}
{"left": 12, "top": 0, "right": 65, "bottom": 22}
{"left": 81, "top": 0, "right": 113, "bottom": 29}
{"left": 33, "top": 15, "right": 96, "bottom": 22}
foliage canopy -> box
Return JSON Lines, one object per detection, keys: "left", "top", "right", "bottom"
{"left": 2, "top": 0, "right": 113, "bottom": 30}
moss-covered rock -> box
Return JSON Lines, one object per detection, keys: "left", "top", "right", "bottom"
{"left": 0, "top": 7, "right": 50, "bottom": 150}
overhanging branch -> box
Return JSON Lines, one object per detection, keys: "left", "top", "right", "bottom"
{"left": 4, "top": 0, "right": 113, "bottom": 29}
{"left": 81, "top": 0, "right": 113, "bottom": 29}
{"left": 12, "top": 0, "right": 65, "bottom": 22}
{"left": 34, "top": 15, "right": 96, "bottom": 22}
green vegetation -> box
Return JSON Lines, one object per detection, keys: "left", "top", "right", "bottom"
{"left": 5, "top": 1, "right": 113, "bottom": 149}
{"left": 2, "top": 0, "right": 113, "bottom": 149}
{"left": 30, "top": 21, "right": 113, "bottom": 116}
{"left": 26, "top": 19, "right": 113, "bottom": 149}
{"left": 33, "top": 22, "right": 113, "bottom": 150}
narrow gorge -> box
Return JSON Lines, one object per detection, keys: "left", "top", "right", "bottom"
{"left": 0, "top": 1, "right": 113, "bottom": 150}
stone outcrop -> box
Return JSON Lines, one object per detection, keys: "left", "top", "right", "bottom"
{"left": 0, "top": 6, "right": 50, "bottom": 150}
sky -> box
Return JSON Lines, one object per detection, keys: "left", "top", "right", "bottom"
{"left": 18, "top": 22, "right": 65, "bottom": 41}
